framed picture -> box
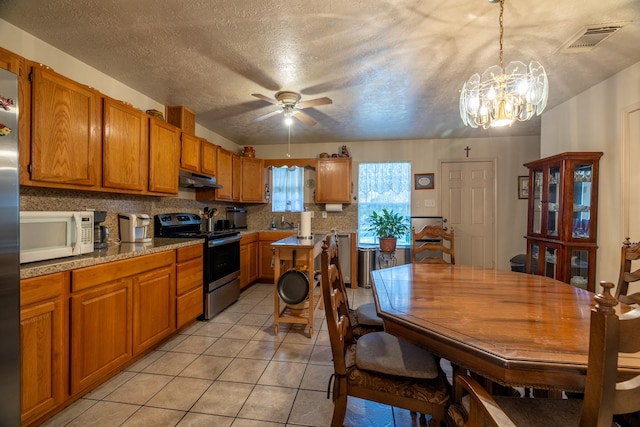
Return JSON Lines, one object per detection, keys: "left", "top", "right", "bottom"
{"left": 415, "top": 173, "right": 435, "bottom": 190}
{"left": 518, "top": 176, "right": 529, "bottom": 199}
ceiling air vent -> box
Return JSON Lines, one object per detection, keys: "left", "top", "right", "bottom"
{"left": 560, "top": 23, "right": 625, "bottom": 53}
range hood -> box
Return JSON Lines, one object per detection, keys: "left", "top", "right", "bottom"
{"left": 179, "top": 170, "right": 222, "bottom": 189}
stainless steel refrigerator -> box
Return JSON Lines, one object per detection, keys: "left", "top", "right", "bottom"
{"left": 0, "top": 66, "right": 21, "bottom": 424}
{"left": 410, "top": 216, "right": 444, "bottom": 262}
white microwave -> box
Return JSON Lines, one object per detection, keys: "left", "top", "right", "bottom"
{"left": 20, "top": 211, "right": 94, "bottom": 263}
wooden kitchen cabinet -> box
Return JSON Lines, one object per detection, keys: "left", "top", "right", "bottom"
{"left": 258, "top": 231, "right": 296, "bottom": 282}
{"left": 176, "top": 244, "right": 204, "bottom": 328}
{"left": 70, "top": 251, "right": 174, "bottom": 394}
{"left": 232, "top": 153, "right": 242, "bottom": 201}
{"left": 20, "top": 272, "right": 68, "bottom": 426}
{"left": 240, "top": 233, "right": 259, "bottom": 289}
{"left": 180, "top": 132, "right": 202, "bottom": 173}
{"left": 165, "top": 105, "right": 196, "bottom": 135}
{"left": 201, "top": 139, "right": 218, "bottom": 177}
{"left": 132, "top": 265, "right": 175, "bottom": 355}
{"left": 0, "top": 45, "right": 22, "bottom": 74}
{"left": 315, "top": 157, "right": 352, "bottom": 203}
{"left": 148, "top": 117, "right": 180, "bottom": 195}
{"left": 214, "top": 146, "right": 233, "bottom": 200}
{"left": 27, "top": 64, "right": 102, "bottom": 189}
{"left": 241, "top": 157, "right": 265, "bottom": 202}
{"left": 524, "top": 152, "right": 603, "bottom": 292}
{"left": 102, "top": 97, "right": 149, "bottom": 192}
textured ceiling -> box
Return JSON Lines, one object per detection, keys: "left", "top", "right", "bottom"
{"left": 1, "top": 0, "right": 639, "bottom": 145}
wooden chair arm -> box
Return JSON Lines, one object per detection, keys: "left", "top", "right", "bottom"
{"left": 454, "top": 375, "right": 517, "bottom": 427}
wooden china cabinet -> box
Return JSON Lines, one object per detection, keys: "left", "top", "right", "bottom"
{"left": 524, "top": 152, "right": 603, "bottom": 292}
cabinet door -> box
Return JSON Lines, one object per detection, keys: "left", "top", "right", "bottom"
{"left": 215, "top": 147, "right": 233, "bottom": 200}
{"left": 259, "top": 241, "right": 275, "bottom": 282}
{"left": 527, "top": 240, "right": 562, "bottom": 281}
{"left": 30, "top": 66, "right": 102, "bottom": 187}
{"left": 133, "top": 265, "right": 175, "bottom": 355}
{"left": 249, "top": 241, "right": 259, "bottom": 284}
{"left": 180, "top": 133, "right": 201, "bottom": 172}
{"left": 241, "top": 157, "right": 265, "bottom": 202}
{"left": 176, "top": 245, "right": 203, "bottom": 328}
{"left": 103, "top": 97, "right": 149, "bottom": 191}
{"left": 70, "top": 279, "right": 132, "bottom": 394}
{"left": 232, "top": 154, "right": 242, "bottom": 201}
{"left": 149, "top": 118, "right": 179, "bottom": 194}
{"left": 315, "top": 158, "right": 352, "bottom": 203}
{"left": 20, "top": 272, "right": 67, "bottom": 425}
{"left": 240, "top": 243, "right": 250, "bottom": 289}
{"left": 201, "top": 140, "right": 217, "bottom": 177}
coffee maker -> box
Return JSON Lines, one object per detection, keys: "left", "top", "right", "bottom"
{"left": 118, "top": 213, "right": 151, "bottom": 243}
{"left": 93, "top": 210, "right": 110, "bottom": 249}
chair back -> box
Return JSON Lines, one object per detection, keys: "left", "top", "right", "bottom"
{"left": 412, "top": 225, "right": 455, "bottom": 264}
{"left": 615, "top": 238, "right": 640, "bottom": 305}
{"left": 581, "top": 282, "right": 640, "bottom": 424}
{"left": 321, "top": 238, "right": 353, "bottom": 377}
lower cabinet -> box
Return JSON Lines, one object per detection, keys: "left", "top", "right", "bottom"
{"left": 20, "top": 272, "right": 68, "bottom": 426}
{"left": 176, "top": 244, "right": 204, "bottom": 328}
{"left": 70, "top": 251, "right": 175, "bottom": 394}
{"left": 240, "top": 233, "right": 259, "bottom": 289}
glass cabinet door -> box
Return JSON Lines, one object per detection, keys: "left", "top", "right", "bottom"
{"left": 546, "top": 166, "right": 560, "bottom": 238}
{"left": 569, "top": 248, "right": 590, "bottom": 289}
{"left": 532, "top": 170, "right": 543, "bottom": 234}
{"left": 572, "top": 163, "right": 593, "bottom": 239}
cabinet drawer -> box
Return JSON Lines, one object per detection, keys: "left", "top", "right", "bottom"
{"left": 21, "top": 272, "right": 68, "bottom": 306}
{"left": 176, "top": 257, "right": 203, "bottom": 295}
{"left": 72, "top": 251, "right": 174, "bottom": 291}
{"left": 177, "top": 243, "right": 203, "bottom": 263}
{"left": 177, "top": 286, "right": 203, "bottom": 328}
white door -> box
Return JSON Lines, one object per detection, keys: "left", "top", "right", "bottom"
{"left": 441, "top": 161, "right": 496, "bottom": 268}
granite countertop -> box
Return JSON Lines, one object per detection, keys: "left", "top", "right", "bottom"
{"left": 20, "top": 238, "right": 203, "bottom": 279}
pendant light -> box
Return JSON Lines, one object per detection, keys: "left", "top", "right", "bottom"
{"left": 459, "top": 0, "right": 549, "bottom": 129}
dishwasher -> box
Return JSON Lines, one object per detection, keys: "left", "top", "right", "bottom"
{"left": 315, "top": 233, "right": 351, "bottom": 285}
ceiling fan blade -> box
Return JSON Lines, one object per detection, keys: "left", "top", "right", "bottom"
{"left": 294, "top": 111, "right": 317, "bottom": 126}
{"left": 252, "top": 93, "right": 279, "bottom": 105}
{"left": 254, "top": 109, "right": 283, "bottom": 122}
{"left": 297, "top": 97, "right": 333, "bottom": 109}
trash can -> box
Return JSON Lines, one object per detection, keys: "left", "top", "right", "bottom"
{"left": 510, "top": 254, "right": 527, "bottom": 273}
{"left": 358, "top": 247, "right": 377, "bottom": 288}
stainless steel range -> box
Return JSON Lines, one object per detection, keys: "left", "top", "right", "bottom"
{"left": 155, "top": 213, "right": 241, "bottom": 319}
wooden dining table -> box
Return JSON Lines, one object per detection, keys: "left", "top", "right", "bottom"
{"left": 370, "top": 263, "right": 640, "bottom": 392}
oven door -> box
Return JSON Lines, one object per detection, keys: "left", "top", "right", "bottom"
{"left": 205, "top": 236, "right": 241, "bottom": 292}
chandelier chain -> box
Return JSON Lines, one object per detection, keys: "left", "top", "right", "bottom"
{"left": 498, "top": 0, "right": 504, "bottom": 68}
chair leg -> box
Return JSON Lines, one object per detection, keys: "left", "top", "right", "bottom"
{"left": 331, "top": 378, "right": 348, "bottom": 427}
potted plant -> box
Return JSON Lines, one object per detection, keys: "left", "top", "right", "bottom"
{"left": 366, "top": 209, "right": 410, "bottom": 253}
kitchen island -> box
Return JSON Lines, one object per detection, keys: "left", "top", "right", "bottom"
{"left": 271, "top": 233, "right": 328, "bottom": 336}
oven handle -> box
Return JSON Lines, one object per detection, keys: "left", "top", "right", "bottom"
{"left": 208, "top": 235, "right": 241, "bottom": 247}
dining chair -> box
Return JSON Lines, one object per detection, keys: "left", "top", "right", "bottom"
{"left": 320, "top": 240, "right": 451, "bottom": 427}
{"left": 325, "top": 230, "right": 384, "bottom": 336}
{"left": 615, "top": 237, "right": 640, "bottom": 305}
{"left": 412, "top": 225, "right": 455, "bottom": 264}
{"left": 448, "top": 281, "right": 640, "bottom": 427}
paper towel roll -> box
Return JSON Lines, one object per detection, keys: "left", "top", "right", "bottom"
{"left": 300, "top": 211, "right": 312, "bottom": 238}
{"left": 325, "top": 203, "right": 343, "bottom": 212}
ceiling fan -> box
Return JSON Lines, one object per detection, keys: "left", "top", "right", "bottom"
{"left": 251, "top": 91, "right": 332, "bottom": 126}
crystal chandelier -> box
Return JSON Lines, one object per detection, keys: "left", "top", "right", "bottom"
{"left": 459, "top": 0, "right": 548, "bottom": 129}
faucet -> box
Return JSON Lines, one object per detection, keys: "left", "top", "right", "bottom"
{"left": 281, "top": 216, "right": 295, "bottom": 229}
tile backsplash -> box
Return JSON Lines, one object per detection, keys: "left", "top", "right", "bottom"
{"left": 20, "top": 187, "right": 359, "bottom": 240}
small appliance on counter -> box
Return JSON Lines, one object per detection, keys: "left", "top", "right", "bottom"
{"left": 226, "top": 207, "right": 247, "bottom": 229}
{"left": 118, "top": 213, "right": 151, "bottom": 243}
{"left": 93, "top": 210, "right": 110, "bottom": 249}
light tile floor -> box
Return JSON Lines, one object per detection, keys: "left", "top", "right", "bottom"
{"left": 42, "top": 283, "right": 444, "bottom": 427}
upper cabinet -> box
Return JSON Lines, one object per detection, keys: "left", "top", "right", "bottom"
{"left": 201, "top": 139, "right": 217, "bottom": 177}
{"left": 102, "top": 97, "right": 149, "bottom": 192}
{"left": 26, "top": 64, "right": 102, "bottom": 189}
{"left": 232, "top": 153, "right": 242, "bottom": 202}
{"left": 0, "top": 46, "right": 22, "bottom": 74}
{"left": 241, "top": 157, "right": 265, "bottom": 202}
{"left": 315, "top": 158, "right": 352, "bottom": 203}
{"left": 524, "top": 152, "right": 603, "bottom": 292}
{"left": 148, "top": 118, "right": 180, "bottom": 195}
{"left": 179, "top": 133, "right": 202, "bottom": 173}
{"left": 214, "top": 146, "right": 233, "bottom": 200}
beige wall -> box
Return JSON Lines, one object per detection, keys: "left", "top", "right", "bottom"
{"left": 541, "top": 61, "right": 640, "bottom": 289}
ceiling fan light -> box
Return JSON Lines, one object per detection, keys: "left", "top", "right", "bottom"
{"left": 284, "top": 117, "right": 293, "bottom": 126}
